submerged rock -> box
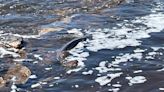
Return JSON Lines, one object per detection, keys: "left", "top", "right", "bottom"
{"left": 3, "top": 64, "right": 31, "bottom": 84}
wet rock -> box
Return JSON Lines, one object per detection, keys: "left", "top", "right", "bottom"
{"left": 3, "top": 64, "right": 31, "bottom": 84}
{"left": 62, "top": 60, "right": 78, "bottom": 68}
{"left": 8, "top": 40, "right": 22, "bottom": 49}
{"left": 17, "top": 49, "right": 27, "bottom": 58}
{"left": 57, "top": 51, "right": 70, "bottom": 63}
{"left": 0, "top": 35, "right": 24, "bottom": 49}
{"left": 0, "top": 77, "right": 6, "bottom": 88}
{"left": 57, "top": 36, "right": 89, "bottom": 68}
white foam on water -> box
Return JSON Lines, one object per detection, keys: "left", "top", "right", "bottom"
{"left": 12, "top": 34, "right": 40, "bottom": 39}
{"left": 31, "top": 83, "right": 41, "bottom": 88}
{"left": 45, "top": 67, "right": 53, "bottom": 71}
{"left": 67, "top": 28, "right": 84, "bottom": 36}
{"left": 0, "top": 47, "right": 20, "bottom": 58}
{"left": 41, "top": 82, "right": 47, "bottom": 85}
{"left": 157, "top": 68, "right": 164, "bottom": 72}
{"left": 33, "top": 61, "right": 39, "bottom": 64}
{"left": 148, "top": 52, "right": 157, "bottom": 56}
{"left": 29, "top": 75, "right": 37, "bottom": 79}
{"left": 49, "top": 84, "right": 54, "bottom": 87}
{"left": 82, "top": 70, "right": 93, "bottom": 75}
{"left": 65, "top": 41, "right": 87, "bottom": 73}
{"left": 112, "top": 84, "right": 122, "bottom": 87}
{"left": 95, "top": 76, "right": 111, "bottom": 86}
{"left": 134, "top": 48, "right": 146, "bottom": 53}
{"left": 126, "top": 76, "right": 147, "bottom": 86}
{"left": 151, "top": 47, "right": 164, "bottom": 51}
{"left": 145, "top": 56, "right": 154, "bottom": 59}
{"left": 13, "top": 59, "right": 33, "bottom": 62}
{"left": 95, "top": 73, "right": 122, "bottom": 86}
{"left": 34, "top": 54, "right": 43, "bottom": 61}
{"left": 112, "top": 53, "right": 142, "bottom": 65}
{"left": 159, "top": 88, "right": 164, "bottom": 91}
{"left": 10, "top": 77, "right": 18, "bottom": 92}
{"left": 84, "top": 12, "right": 164, "bottom": 52}
{"left": 94, "top": 61, "right": 122, "bottom": 74}
{"left": 66, "top": 65, "right": 84, "bottom": 74}
{"left": 145, "top": 51, "right": 159, "bottom": 60}
{"left": 54, "top": 77, "right": 60, "bottom": 80}
{"left": 108, "top": 88, "right": 120, "bottom": 92}
{"left": 133, "top": 70, "right": 143, "bottom": 73}
{"left": 74, "top": 85, "right": 79, "bottom": 88}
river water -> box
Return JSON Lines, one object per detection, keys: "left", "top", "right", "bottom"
{"left": 0, "top": 0, "right": 164, "bottom": 92}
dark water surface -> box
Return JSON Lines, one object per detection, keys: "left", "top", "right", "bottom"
{"left": 0, "top": 0, "right": 164, "bottom": 92}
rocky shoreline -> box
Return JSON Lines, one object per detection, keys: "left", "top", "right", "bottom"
{"left": 0, "top": 32, "right": 88, "bottom": 87}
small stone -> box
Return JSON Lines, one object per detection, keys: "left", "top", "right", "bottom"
{"left": 62, "top": 60, "right": 78, "bottom": 68}
{"left": 4, "top": 64, "right": 31, "bottom": 84}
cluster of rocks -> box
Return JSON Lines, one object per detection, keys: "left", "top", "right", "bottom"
{"left": 0, "top": 33, "right": 85, "bottom": 88}
{"left": 0, "top": 35, "right": 31, "bottom": 88}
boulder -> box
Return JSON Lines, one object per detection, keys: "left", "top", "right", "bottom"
{"left": 3, "top": 64, "right": 31, "bottom": 84}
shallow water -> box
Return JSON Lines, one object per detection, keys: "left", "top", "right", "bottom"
{"left": 0, "top": 0, "right": 164, "bottom": 92}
